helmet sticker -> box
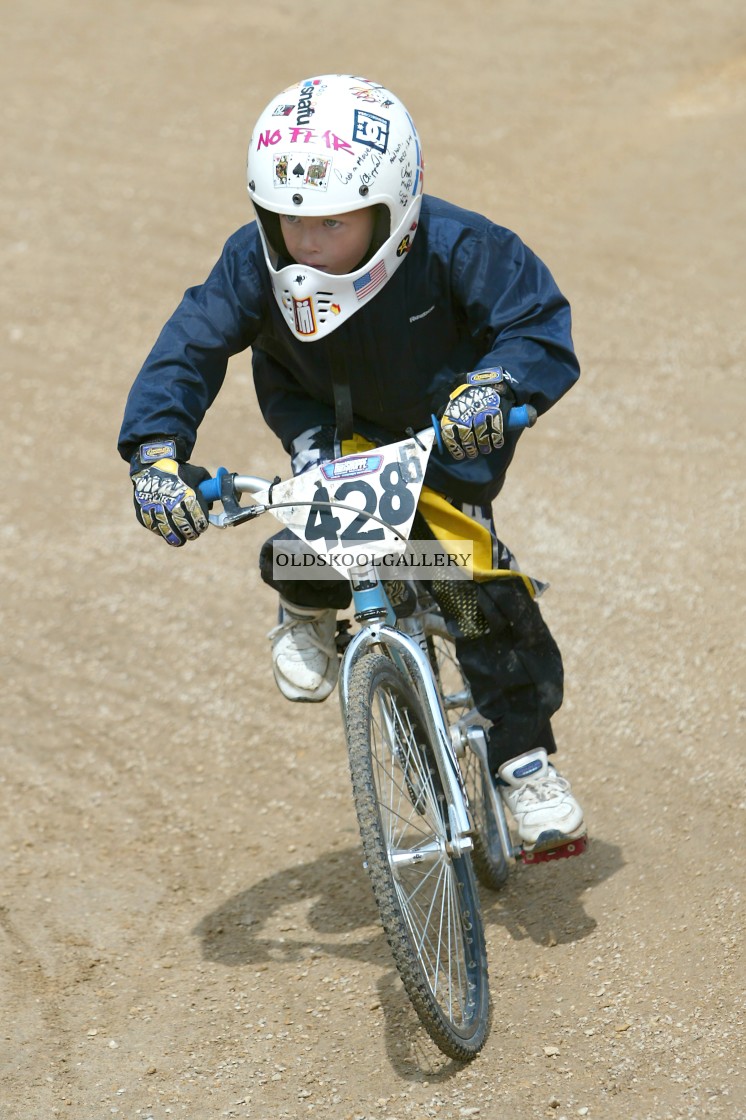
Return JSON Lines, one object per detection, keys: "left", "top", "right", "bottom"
{"left": 304, "top": 157, "right": 332, "bottom": 189}
{"left": 257, "top": 128, "right": 353, "bottom": 154}
{"left": 352, "top": 110, "right": 390, "bottom": 153}
{"left": 272, "top": 104, "right": 294, "bottom": 117}
{"left": 274, "top": 154, "right": 332, "bottom": 190}
{"left": 353, "top": 260, "right": 387, "bottom": 301}
{"left": 295, "top": 78, "right": 327, "bottom": 127}
{"left": 292, "top": 296, "right": 317, "bottom": 336}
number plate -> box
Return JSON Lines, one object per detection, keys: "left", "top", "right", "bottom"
{"left": 258, "top": 431, "right": 434, "bottom": 568}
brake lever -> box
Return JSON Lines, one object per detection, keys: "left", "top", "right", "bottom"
{"left": 207, "top": 470, "right": 268, "bottom": 528}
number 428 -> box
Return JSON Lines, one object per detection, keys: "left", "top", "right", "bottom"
{"left": 304, "top": 461, "right": 417, "bottom": 547}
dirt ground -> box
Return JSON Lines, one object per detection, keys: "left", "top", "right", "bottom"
{"left": 1, "top": 1, "right": 744, "bottom": 1117}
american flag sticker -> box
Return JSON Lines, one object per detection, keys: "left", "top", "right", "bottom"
{"left": 353, "top": 259, "right": 387, "bottom": 301}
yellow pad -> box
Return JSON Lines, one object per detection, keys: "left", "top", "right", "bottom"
{"left": 416, "top": 486, "right": 537, "bottom": 595}
{"left": 339, "top": 434, "right": 537, "bottom": 597}
{"left": 153, "top": 457, "right": 179, "bottom": 475}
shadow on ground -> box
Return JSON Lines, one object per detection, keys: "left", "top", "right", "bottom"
{"left": 193, "top": 836, "right": 623, "bottom": 1075}
{"left": 481, "top": 836, "right": 625, "bottom": 946}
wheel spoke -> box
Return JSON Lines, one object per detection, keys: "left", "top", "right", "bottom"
{"left": 346, "top": 652, "right": 489, "bottom": 1057}
{"left": 371, "top": 711, "right": 434, "bottom": 845}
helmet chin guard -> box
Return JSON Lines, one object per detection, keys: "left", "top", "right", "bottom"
{"left": 247, "top": 75, "right": 424, "bottom": 342}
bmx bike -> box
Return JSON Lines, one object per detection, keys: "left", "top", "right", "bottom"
{"left": 199, "top": 407, "right": 584, "bottom": 1060}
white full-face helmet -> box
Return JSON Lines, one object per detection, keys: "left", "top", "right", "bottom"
{"left": 247, "top": 75, "right": 424, "bottom": 342}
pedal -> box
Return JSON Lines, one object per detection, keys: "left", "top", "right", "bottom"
{"left": 520, "top": 834, "right": 588, "bottom": 864}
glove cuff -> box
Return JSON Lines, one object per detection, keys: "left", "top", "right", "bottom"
{"left": 444, "top": 366, "right": 517, "bottom": 409}
{"left": 465, "top": 366, "right": 515, "bottom": 390}
{"left": 129, "top": 437, "right": 190, "bottom": 476}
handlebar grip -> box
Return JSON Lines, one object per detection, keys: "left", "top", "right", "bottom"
{"left": 507, "top": 403, "right": 538, "bottom": 430}
{"left": 198, "top": 467, "right": 228, "bottom": 505}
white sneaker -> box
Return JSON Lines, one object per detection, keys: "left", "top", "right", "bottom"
{"left": 268, "top": 598, "right": 339, "bottom": 702}
{"left": 498, "top": 748, "right": 586, "bottom": 853}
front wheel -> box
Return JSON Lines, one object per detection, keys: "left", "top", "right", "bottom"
{"left": 345, "top": 652, "right": 490, "bottom": 1060}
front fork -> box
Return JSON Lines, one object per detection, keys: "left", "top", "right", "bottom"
{"left": 339, "top": 623, "right": 474, "bottom": 858}
{"left": 455, "top": 722, "right": 521, "bottom": 862}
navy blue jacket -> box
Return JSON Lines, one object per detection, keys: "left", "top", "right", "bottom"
{"left": 118, "top": 195, "right": 579, "bottom": 504}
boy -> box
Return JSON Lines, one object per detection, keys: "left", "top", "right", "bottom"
{"left": 118, "top": 75, "right": 586, "bottom": 856}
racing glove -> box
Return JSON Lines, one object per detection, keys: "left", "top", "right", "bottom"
{"left": 440, "top": 368, "right": 517, "bottom": 461}
{"left": 130, "top": 439, "right": 210, "bottom": 547}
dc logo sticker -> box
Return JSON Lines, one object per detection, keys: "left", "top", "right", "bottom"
{"left": 353, "top": 109, "right": 390, "bottom": 153}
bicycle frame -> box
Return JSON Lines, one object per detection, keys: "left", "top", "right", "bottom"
{"left": 338, "top": 569, "right": 474, "bottom": 858}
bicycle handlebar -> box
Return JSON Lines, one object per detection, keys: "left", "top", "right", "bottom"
{"left": 198, "top": 405, "right": 537, "bottom": 507}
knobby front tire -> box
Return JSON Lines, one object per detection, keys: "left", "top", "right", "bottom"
{"left": 424, "top": 619, "right": 510, "bottom": 892}
{"left": 345, "top": 652, "right": 490, "bottom": 1060}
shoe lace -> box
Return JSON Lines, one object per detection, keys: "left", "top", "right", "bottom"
{"left": 267, "top": 612, "right": 337, "bottom": 658}
{"left": 512, "top": 771, "right": 570, "bottom": 806}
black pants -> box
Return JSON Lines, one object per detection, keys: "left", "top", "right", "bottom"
{"left": 259, "top": 517, "right": 563, "bottom": 773}
{"left": 433, "top": 575, "right": 562, "bottom": 771}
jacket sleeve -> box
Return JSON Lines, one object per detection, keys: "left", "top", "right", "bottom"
{"left": 451, "top": 223, "right": 580, "bottom": 414}
{"left": 117, "top": 227, "right": 264, "bottom": 462}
